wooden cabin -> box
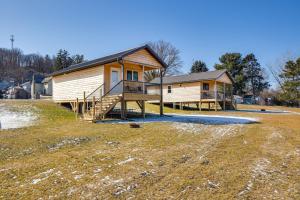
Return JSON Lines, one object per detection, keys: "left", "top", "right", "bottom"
{"left": 50, "top": 45, "right": 166, "bottom": 120}
{"left": 147, "top": 70, "right": 236, "bottom": 111}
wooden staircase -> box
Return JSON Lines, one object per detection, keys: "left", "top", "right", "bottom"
{"left": 83, "top": 94, "right": 122, "bottom": 121}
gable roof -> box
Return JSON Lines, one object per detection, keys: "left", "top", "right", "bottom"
{"left": 150, "top": 69, "right": 234, "bottom": 84}
{"left": 50, "top": 45, "right": 167, "bottom": 77}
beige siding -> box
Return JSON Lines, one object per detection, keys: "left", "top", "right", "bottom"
{"left": 147, "top": 80, "right": 219, "bottom": 103}
{"left": 162, "top": 82, "right": 201, "bottom": 102}
{"left": 216, "top": 73, "right": 232, "bottom": 84}
{"left": 52, "top": 66, "right": 104, "bottom": 101}
{"left": 124, "top": 49, "right": 162, "bottom": 67}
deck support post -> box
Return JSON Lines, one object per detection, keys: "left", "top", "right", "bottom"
{"left": 141, "top": 100, "right": 145, "bottom": 118}
{"left": 121, "top": 60, "right": 126, "bottom": 119}
{"left": 92, "top": 96, "right": 96, "bottom": 120}
{"left": 173, "top": 102, "right": 176, "bottom": 109}
{"left": 76, "top": 98, "right": 79, "bottom": 115}
{"left": 159, "top": 68, "right": 163, "bottom": 116}
{"left": 214, "top": 81, "right": 217, "bottom": 111}
{"left": 223, "top": 82, "right": 226, "bottom": 110}
{"left": 180, "top": 102, "right": 183, "bottom": 110}
{"left": 208, "top": 102, "right": 210, "bottom": 111}
{"left": 199, "top": 102, "right": 202, "bottom": 111}
{"left": 83, "top": 91, "right": 86, "bottom": 113}
{"left": 142, "top": 65, "right": 145, "bottom": 94}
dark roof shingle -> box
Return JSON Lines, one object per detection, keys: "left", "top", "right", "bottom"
{"left": 150, "top": 70, "right": 233, "bottom": 84}
{"left": 50, "top": 45, "right": 166, "bottom": 77}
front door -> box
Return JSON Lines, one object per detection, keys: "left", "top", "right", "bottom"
{"left": 110, "top": 69, "right": 120, "bottom": 89}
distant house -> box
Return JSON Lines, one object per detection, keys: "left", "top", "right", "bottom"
{"left": 0, "top": 80, "right": 12, "bottom": 91}
{"left": 6, "top": 86, "right": 30, "bottom": 99}
{"left": 41, "top": 77, "right": 52, "bottom": 96}
{"left": 21, "top": 81, "right": 31, "bottom": 94}
{"left": 50, "top": 45, "right": 165, "bottom": 120}
{"left": 31, "top": 74, "right": 45, "bottom": 99}
{"left": 147, "top": 70, "right": 235, "bottom": 111}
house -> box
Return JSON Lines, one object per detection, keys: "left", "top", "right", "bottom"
{"left": 6, "top": 86, "right": 30, "bottom": 99}
{"left": 19, "top": 74, "right": 45, "bottom": 99}
{"left": 50, "top": 45, "right": 166, "bottom": 120}
{"left": 30, "top": 74, "right": 45, "bottom": 99}
{"left": 147, "top": 70, "right": 235, "bottom": 111}
{"left": 41, "top": 77, "right": 53, "bottom": 97}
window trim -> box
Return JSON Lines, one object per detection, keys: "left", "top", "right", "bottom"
{"left": 167, "top": 85, "right": 172, "bottom": 93}
{"left": 203, "top": 83, "right": 209, "bottom": 91}
{"left": 126, "top": 70, "right": 139, "bottom": 81}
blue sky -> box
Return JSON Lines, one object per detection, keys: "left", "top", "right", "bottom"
{"left": 1, "top": 0, "right": 300, "bottom": 85}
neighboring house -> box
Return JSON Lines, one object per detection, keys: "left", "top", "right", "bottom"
{"left": 50, "top": 45, "right": 166, "bottom": 120}
{"left": 41, "top": 77, "right": 53, "bottom": 96}
{"left": 0, "top": 80, "right": 11, "bottom": 91}
{"left": 30, "top": 74, "right": 45, "bottom": 99}
{"left": 243, "top": 95, "right": 256, "bottom": 104}
{"left": 21, "top": 81, "right": 31, "bottom": 94}
{"left": 6, "top": 86, "right": 30, "bottom": 99}
{"left": 234, "top": 95, "right": 243, "bottom": 104}
{"left": 147, "top": 70, "right": 235, "bottom": 111}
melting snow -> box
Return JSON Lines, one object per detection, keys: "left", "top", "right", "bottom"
{"left": 118, "top": 157, "right": 135, "bottom": 165}
{"left": 0, "top": 103, "right": 37, "bottom": 130}
{"left": 97, "top": 113, "right": 258, "bottom": 125}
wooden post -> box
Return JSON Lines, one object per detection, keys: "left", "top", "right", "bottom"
{"left": 92, "top": 96, "right": 96, "bottom": 120}
{"left": 199, "top": 82, "right": 202, "bottom": 111}
{"left": 159, "top": 68, "right": 163, "bottom": 116}
{"left": 223, "top": 82, "right": 226, "bottom": 110}
{"left": 142, "top": 100, "right": 145, "bottom": 118}
{"left": 142, "top": 65, "right": 145, "bottom": 94}
{"left": 208, "top": 102, "right": 210, "bottom": 111}
{"left": 173, "top": 102, "right": 176, "bottom": 109}
{"left": 76, "top": 98, "right": 79, "bottom": 115}
{"left": 121, "top": 61, "right": 126, "bottom": 119}
{"left": 83, "top": 91, "right": 86, "bottom": 113}
{"left": 214, "top": 81, "right": 217, "bottom": 111}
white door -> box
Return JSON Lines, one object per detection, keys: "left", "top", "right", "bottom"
{"left": 111, "top": 70, "right": 120, "bottom": 89}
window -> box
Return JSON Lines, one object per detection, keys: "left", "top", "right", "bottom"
{"left": 167, "top": 85, "right": 172, "bottom": 93}
{"left": 127, "top": 70, "right": 139, "bottom": 81}
{"left": 203, "top": 83, "right": 209, "bottom": 90}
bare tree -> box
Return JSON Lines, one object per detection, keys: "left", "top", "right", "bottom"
{"left": 266, "top": 52, "right": 295, "bottom": 91}
{"left": 145, "top": 40, "right": 182, "bottom": 81}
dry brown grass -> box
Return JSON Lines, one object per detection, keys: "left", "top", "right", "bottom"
{"left": 0, "top": 100, "right": 299, "bottom": 199}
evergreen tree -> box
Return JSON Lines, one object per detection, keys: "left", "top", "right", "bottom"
{"left": 279, "top": 58, "right": 300, "bottom": 106}
{"left": 214, "top": 53, "right": 245, "bottom": 95}
{"left": 243, "top": 54, "right": 269, "bottom": 97}
{"left": 54, "top": 49, "right": 73, "bottom": 70}
{"left": 72, "top": 54, "right": 84, "bottom": 64}
{"left": 190, "top": 60, "right": 208, "bottom": 73}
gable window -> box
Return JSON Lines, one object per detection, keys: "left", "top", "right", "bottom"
{"left": 127, "top": 70, "right": 139, "bottom": 81}
{"left": 167, "top": 85, "right": 172, "bottom": 93}
{"left": 203, "top": 83, "right": 209, "bottom": 90}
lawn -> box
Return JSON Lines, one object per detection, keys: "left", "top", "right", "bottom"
{"left": 0, "top": 100, "right": 299, "bottom": 199}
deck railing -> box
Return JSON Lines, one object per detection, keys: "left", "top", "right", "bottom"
{"left": 201, "top": 91, "right": 230, "bottom": 100}
{"left": 123, "top": 80, "right": 160, "bottom": 95}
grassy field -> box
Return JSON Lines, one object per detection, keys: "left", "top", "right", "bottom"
{"left": 0, "top": 100, "right": 299, "bottom": 199}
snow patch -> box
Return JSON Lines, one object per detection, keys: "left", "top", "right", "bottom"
{"left": 0, "top": 104, "right": 38, "bottom": 130}
{"left": 97, "top": 113, "right": 258, "bottom": 125}
{"left": 118, "top": 157, "right": 135, "bottom": 165}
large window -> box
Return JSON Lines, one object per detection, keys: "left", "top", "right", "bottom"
{"left": 167, "top": 85, "right": 172, "bottom": 93}
{"left": 127, "top": 70, "right": 139, "bottom": 81}
{"left": 203, "top": 83, "right": 209, "bottom": 90}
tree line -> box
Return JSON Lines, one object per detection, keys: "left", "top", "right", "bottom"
{"left": 0, "top": 48, "right": 84, "bottom": 83}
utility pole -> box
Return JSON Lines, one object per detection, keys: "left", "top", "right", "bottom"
{"left": 10, "top": 35, "right": 14, "bottom": 49}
